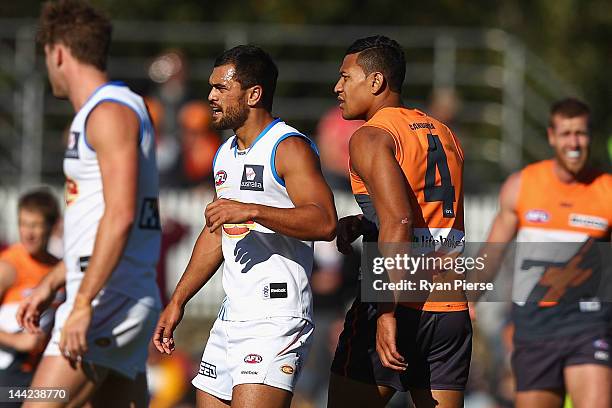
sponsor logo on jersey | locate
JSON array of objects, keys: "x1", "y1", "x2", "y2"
[
  {"x1": 65, "y1": 131, "x2": 80, "y2": 159},
  {"x1": 223, "y1": 220, "x2": 255, "y2": 238},
  {"x1": 594, "y1": 351, "x2": 609, "y2": 361},
  {"x1": 409, "y1": 122, "x2": 436, "y2": 131},
  {"x1": 65, "y1": 177, "x2": 79, "y2": 206},
  {"x1": 569, "y1": 213, "x2": 608, "y2": 231},
  {"x1": 199, "y1": 361, "x2": 217, "y2": 379},
  {"x1": 525, "y1": 209, "x2": 550, "y2": 223},
  {"x1": 215, "y1": 170, "x2": 227, "y2": 187},
  {"x1": 139, "y1": 198, "x2": 161, "y2": 230},
  {"x1": 240, "y1": 165, "x2": 264, "y2": 191},
  {"x1": 240, "y1": 370, "x2": 258, "y2": 375},
  {"x1": 78, "y1": 256, "x2": 91, "y2": 272},
  {"x1": 280, "y1": 365, "x2": 294, "y2": 375},
  {"x1": 594, "y1": 339, "x2": 609, "y2": 350},
  {"x1": 244, "y1": 354, "x2": 263, "y2": 364},
  {"x1": 263, "y1": 282, "x2": 288, "y2": 299}
]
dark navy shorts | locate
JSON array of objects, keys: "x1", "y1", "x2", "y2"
[
  {"x1": 331, "y1": 299, "x2": 472, "y2": 391},
  {"x1": 512, "y1": 327, "x2": 612, "y2": 392}
]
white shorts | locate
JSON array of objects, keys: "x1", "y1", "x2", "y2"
[
  {"x1": 192, "y1": 317, "x2": 314, "y2": 400},
  {"x1": 44, "y1": 290, "x2": 159, "y2": 380}
]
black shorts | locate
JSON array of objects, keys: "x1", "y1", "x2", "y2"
[
  {"x1": 331, "y1": 299, "x2": 472, "y2": 391},
  {"x1": 512, "y1": 327, "x2": 612, "y2": 392}
]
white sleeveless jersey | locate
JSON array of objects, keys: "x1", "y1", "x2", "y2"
[
  {"x1": 213, "y1": 119, "x2": 317, "y2": 322},
  {"x1": 63, "y1": 82, "x2": 161, "y2": 307}
]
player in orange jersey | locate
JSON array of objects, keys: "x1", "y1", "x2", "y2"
[
  {"x1": 328, "y1": 36, "x2": 470, "y2": 408},
  {"x1": 0, "y1": 189, "x2": 60, "y2": 387},
  {"x1": 482, "y1": 98, "x2": 611, "y2": 408}
]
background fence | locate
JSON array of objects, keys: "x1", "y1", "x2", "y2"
[
  {"x1": 0, "y1": 187, "x2": 498, "y2": 317},
  {"x1": 0, "y1": 21, "x2": 574, "y2": 192}
]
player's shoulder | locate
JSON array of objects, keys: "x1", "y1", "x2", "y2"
[
  {"x1": 86, "y1": 99, "x2": 140, "y2": 146},
  {"x1": 0, "y1": 243, "x2": 25, "y2": 261},
  {"x1": 349, "y1": 124, "x2": 395, "y2": 154},
  {"x1": 586, "y1": 167, "x2": 612, "y2": 191}
]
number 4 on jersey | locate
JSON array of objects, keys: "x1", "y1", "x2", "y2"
[{"x1": 424, "y1": 133, "x2": 455, "y2": 218}]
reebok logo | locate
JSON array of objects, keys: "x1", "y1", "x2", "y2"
[{"x1": 263, "y1": 282, "x2": 288, "y2": 299}]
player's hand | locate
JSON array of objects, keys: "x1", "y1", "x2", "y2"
[
  {"x1": 16, "y1": 282, "x2": 55, "y2": 333},
  {"x1": 205, "y1": 199, "x2": 256, "y2": 232},
  {"x1": 59, "y1": 296, "x2": 92, "y2": 364},
  {"x1": 336, "y1": 215, "x2": 363, "y2": 254},
  {"x1": 376, "y1": 308, "x2": 407, "y2": 372},
  {"x1": 153, "y1": 301, "x2": 184, "y2": 355}
]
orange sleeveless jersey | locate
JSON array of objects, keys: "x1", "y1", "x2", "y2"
[
  {"x1": 516, "y1": 160, "x2": 611, "y2": 239},
  {"x1": 350, "y1": 107, "x2": 466, "y2": 312},
  {"x1": 0, "y1": 243, "x2": 57, "y2": 304}
]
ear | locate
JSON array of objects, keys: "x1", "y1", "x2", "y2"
[
  {"x1": 50, "y1": 44, "x2": 64, "y2": 68},
  {"x1": 246, "y1": 85, "x2": 263, "y2": 107},
  {"x1": 370, "y1": 72, "x2": 385, "y2": 95},
  {"x1": 546, "y1": 126, "x2": 555, "y2": 147}
]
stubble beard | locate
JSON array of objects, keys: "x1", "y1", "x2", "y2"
[{"x1": 212, "y1": 101, "x2": 249, "y2": 131}]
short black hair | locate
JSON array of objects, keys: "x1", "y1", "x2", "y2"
[
  {"x1": 549, "y1": 97, "x2": 591, "y2": 128},
  {"x1": 345, "y1": 35, "x2": 406, "y2": 93},
  {"x1": 214, "y1": 45, "x2": 278, "y2": 112},
  {"x1": 18, "y1": 188, "x2": 60, "y2": 227}
]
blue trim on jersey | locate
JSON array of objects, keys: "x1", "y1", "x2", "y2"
[
  {"x1": 233, "y1": 118, "x2": 281, "y2": 157},
  {"x1": 81, "y1": 81, "x2": 125, "y2": 109},
  {"x1": 270, "y1": 132, "x2": 319, "y2": 187},
  {"x1": 82, "y1": 98, "x2": 145, "y2": 152},
  {"x1": 212, "y1": 137, "x2": 233, "y2": 170}
]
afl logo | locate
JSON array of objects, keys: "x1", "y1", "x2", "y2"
[
  {"x1": 244, "y1": 354, "x2": 263, "y2": 364},
  {"x1": 280, "y1": 365, "x2": 294, "y2": 375},
  {"x1": 525, "y1": 209, "x2": 550, "y2": 223},
  {"x1": 215, "y1": 170, "x2": 227, "y2": 187},
  {"x1": 223, "y1": 220, "x2": 255, "y2": 238}
]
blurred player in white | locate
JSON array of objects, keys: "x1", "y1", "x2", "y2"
[
  {"x1": 153, "y1": 45, "x2": 337, "y2": 408},
  {"x1": 17, "y1": 1, "x2": 161, "y2": 406}
]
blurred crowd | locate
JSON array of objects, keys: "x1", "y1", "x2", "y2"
[{"x1": 0, "y1": 49, "x2": 517, "y2": 408}]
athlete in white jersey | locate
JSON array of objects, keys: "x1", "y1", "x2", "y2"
[
  {"x1": 153, "y1": 45, "x2": 337, "y2": 408},
  {"x1": 16, "y1": 2, "x2": 160, "y2": 406}
]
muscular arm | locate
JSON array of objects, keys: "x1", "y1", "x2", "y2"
[
  {"x1": 350, "y1": 126, "x2": 414, "y2": 274},
  {"x1": 0, "y1": 330, "x2": 46, "y2": 353},
  {"x1": 169, "y1": 223, "x2": 223, "y2": 307},
  {"x1": 257, "y1": 137, "x2": 337, "y2": 241},
  {"x1": 350, "y1": 125, "x2": 413, "y2": 371},
  {"x1": 0, "y1": 261, "x2": 16, "y2": 301},
  {"x1": 475, "y1": 172, "x2": 521, "y2": 284},
  {"x1": 37, "y1": 260, "x2": 66, "y2": 293},
  {"x1": 154, "y1": 203, "x2": 223, "y2": 354},
  {"x1": 206, "y1": 137, "x2": 337, "y2": 241},
  {"x1": 74, "y1": 102, "x2": 140, "y2": 306}
]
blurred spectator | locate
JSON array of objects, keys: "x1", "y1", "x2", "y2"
[
  {"x1": 146, "y1": 343, "x2": 193, "y2": 408},
  {"x1": 316, "y1": 107, "x2": 363, "y2": 191},
  {"x1": 147, "y1": 50, "x2": 194, "y2": 188},
  {"x1": 146, "y1": 96, "x2": 181, "y2": 186},
  {"x1": 156, "y1": 218, "x2": 188, "y2": 306},
  {"x1": 177, "y1": 101, "x2": 221, "y2": 188},
  {"x1": 149, "y1": 50, "x2": 191, "y2": 139},
  {"x1": 428, "y1": 87, "x2": 461, "y2": 129},
  {"x1": 0, "y1": 189, "x2": 61, "y2": 388}
]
